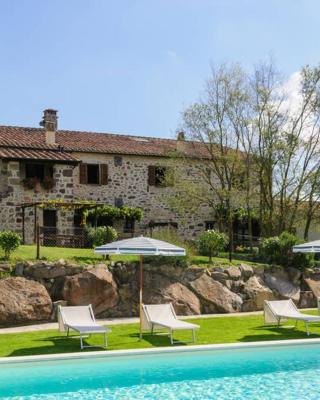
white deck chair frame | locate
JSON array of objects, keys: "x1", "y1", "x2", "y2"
[
  {"x1": 264, "y1": 299, "x2": 320, "y2": 336},
  {"x1": 142, "y1": 303, "x2": 199, "y2": 344},
  {"x1": 58, "y1": 305, "x2": 110, "y2": 349}
]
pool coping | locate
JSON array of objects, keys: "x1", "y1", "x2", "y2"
[{"x1": 1, "y1": 338, "x2": 320, "y2": 365}]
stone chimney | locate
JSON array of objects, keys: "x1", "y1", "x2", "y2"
[
  {"x1": 177, "y1": 131, "x2": 185, "y2": 141},
  {"x1": 40, "y1": 109, "x2": 58, "y2": 145},
  {"x1": 176, "y1": 131, "x2": 186, "y2": 152}
]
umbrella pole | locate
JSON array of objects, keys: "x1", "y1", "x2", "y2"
[{"x1": 139, "y1": 255, "x2": 143, "y2": 339}]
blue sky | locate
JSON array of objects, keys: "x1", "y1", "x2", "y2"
[{"x1": 0, "y1": 0, "x2": 319, "y2": 138}]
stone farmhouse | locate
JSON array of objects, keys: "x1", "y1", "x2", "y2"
[{"x1": 0, "y1": 109, "x2": 252, "y2": 245}]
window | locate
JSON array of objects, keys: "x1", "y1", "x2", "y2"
[
  {"x1": 114, "y1": 156, "x2": 123, "y2": 166},
  {"x1": 43, "y1": 209, "x2": 57, "y2": 227},
  {"x1": 87, "y1": 164, "x2": 100, "y2": 184},
  {"x1": 115, "y1": 197, "x2": 123, "y2": 208},
  {"x1": 148, "y1": 166, "x2": 173, "y2": 187},
  {"x1": 79, "y1": 163, "x2": 108, "y2": 185},
  {"x1": 124, "y1": 218, "x2": 135, "y2": 233},
  {"x1": 205, "y1": 221, "x2": 216, "y2": 230},
  {"x1": 25, "y1": 163, "x2": 53, "y2": 182}
]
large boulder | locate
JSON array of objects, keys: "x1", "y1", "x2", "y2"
[
  {"x1": 304, "y1": 278, "x2": 320, "y2": 298},
  {"x1": 56, "y1": 266, "x2": 119, "y2": 316},
  {"x1": 239, "y1": 264, "x2": 254, "y2": 279},
  {"x1": 189, "y1": 273, "x2": 242, "y2": 313},
  {"x1": 111, "y1": 262, "x2": 137, "y2": 285},
  {"x1": 150, "y1": 282, "x2": 201, "y2": 315},
  {"x1": 299, "y1": 291, "x2": 316, "y2": 308},
  {"x1": 264, "y1": 268, "x2": 300, "y2": 301},
  {"x1": 143, "y1": 273, "x2": 201, "y2": 315},
  {"x1": 242, "y1": 276, "x2": 275, "y2": 311},
  {"x1": 0, "y1": 277, "x2": 52, "y2": 325},
  {"x1": 225, "y1": 266, "x2": 241, "y2": 280},
  {"x1": 210, "y1": 271, "x2": 229, "y2": 285}
]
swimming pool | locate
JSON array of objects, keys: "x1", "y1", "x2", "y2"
[{"x1": 1, "y1": 340, "x2": 320, "y2": 399}]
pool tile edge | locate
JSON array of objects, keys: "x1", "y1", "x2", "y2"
[{"x1": 2, "y1": 338, "x2": 320, "y2": 365}]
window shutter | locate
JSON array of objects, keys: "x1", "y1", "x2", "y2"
[
  {"x1": 79, "y1": 163, "x2": 87, "y2": 184},
  {"x1": 100, "y1": 164, "x2": 108, "y2": 185},
  {"x1": 148, "y1": 166, "x2": 156, "y2": 186}
]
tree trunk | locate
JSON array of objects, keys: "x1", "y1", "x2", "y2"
[{"x1": 304, "y1": 214, "x2": 312, "y2": 240}]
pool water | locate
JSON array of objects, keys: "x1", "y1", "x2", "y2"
[{"x1": 1, "y1": 343, "x2": 320, "y2": 399}]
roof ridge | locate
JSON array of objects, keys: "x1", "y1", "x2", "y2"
[
  {"x1": 58, "y1": 129, "x2": 185, "y2": 143},
  {"x1": 0, "y1": 124, "x2": 183, "y2": 142}
]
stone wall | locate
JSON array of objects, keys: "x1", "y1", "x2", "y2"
[
  {"x1": 0, "y1": 260, "x2": 319, "y2": 326},
  {"x1": 73, "y1": 153, "x2": 213, "y2": 239}
]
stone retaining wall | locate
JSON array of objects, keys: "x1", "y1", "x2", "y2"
[{"x1": 0, "y1": 260, "x2": 319, "y2": 326}]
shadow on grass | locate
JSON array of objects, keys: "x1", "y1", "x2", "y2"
[
  {"x1": 8, "y1": 332, "x2": 187, "y2": 357},
  {"x1": 128, "y1": 332, "x2": 187, "y2": 347},
  {"x1": 8, "y1": 336, "x2": 85, "y2": 357},
  {"x1": 7, "y1": 323, "x2": 320, "y2": 358},
  {"x1": 239, "y1": 324, "x2": 320, "y2": 342}
]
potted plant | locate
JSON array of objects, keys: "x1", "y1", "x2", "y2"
[
  {"x1": 41, "y1": 176, "x2": 55, "y2": 190},
  {"x1": 22, "y1": 177, "x2": 39, "y2": 190}
]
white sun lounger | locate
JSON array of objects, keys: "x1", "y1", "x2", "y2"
[
  {"x1": 58, "y1": 305, "x2": 111, "y2": 349},
  {"x1": 264, "y1": 299, "x2": 320, "y2": 336},
  {"x1": 142, "y1": 303, "x2": 199, "y2": 344}
]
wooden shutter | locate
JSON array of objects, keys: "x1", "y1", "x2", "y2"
[
  {"x1": 148, "y1": 166, "x2": 156, "y2": 186},
  {"x1": 100, "y1": 164, "x2": 108, "y2": 185},
  {"x1": 79, "y1": 163, "x2": 87, "y2": 184}
]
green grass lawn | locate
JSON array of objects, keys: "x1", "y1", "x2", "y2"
[
  {"x1": 1, "y1": 245, "x2": 266, "y2": 268},
  {"x1": 1, "y1": 313, "x2": 319, "y2": 358}
]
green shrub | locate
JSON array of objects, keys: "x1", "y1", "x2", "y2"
[
  {"x1": 260, "y1": 231, "x2": 313, "y2": 269},
  {"x1": 145, "y1": 228, "x2": 193, "y2": 267},
  {"x1": 198, "y1": 230, "x2": 229, "y2": 262},
  {"x1": 86, "y1": 226, "x2": 118, "y2": 247},
  {"x1": 0, "y1": 231, "x2": 21, "y2": 259}
]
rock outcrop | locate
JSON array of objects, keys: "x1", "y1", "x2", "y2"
[
  {"x1": 0, "y1": 259, "x2": 317, "y2": 326},
  {"x1": 190, "y1": 273, "x2": 243, "y2": 313},
  {"x1": 54, "y1": 266, "x2": 119, "y2": 315},
  {"x1": 264, "y1": 268, "x2": 300, "y2": 301},
  {"x1": 242, "y1": 276, "x2": 275, "y2": 311},
  {"x1": 0, "y1": 277, "x2": 52, "y2": 325}
]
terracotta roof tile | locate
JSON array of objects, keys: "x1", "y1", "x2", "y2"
[
  {"x1": 0, "y1": 146, "x2": 79, "y2": 163},
  {"x1": 0, "y1": 125, "x2": 210, "y2": 158}
]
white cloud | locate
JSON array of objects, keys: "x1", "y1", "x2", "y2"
[{"x1": 278, "y1": 71, "x2": 303, "y2": 116}]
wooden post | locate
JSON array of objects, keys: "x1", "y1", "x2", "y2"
[
  {"x1": 94, "y1": 205, "x2": 98, "y2": 230},
  {"x1": 33, "y1": 205, "x2": 37, "y2": 243},
  {"x1": 36, "y1": 223, "x2": 40, "y2": 259},
  {"x1": 139, "y1": 255, "x2": 144, "y2": 339},
  {"x1": 22, "y1": 207, "x2": 25, "y2": 244}
]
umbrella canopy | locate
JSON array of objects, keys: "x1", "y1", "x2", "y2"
[
  {"x1": 94, "y1": 236, "x2": 186, "y2": 338},
  {"x1": 292, "y1": 240, "x2": 320, "y2": 253},
  {"x1": 94, "y1": 236, "x2": 186, "y2": 256}
]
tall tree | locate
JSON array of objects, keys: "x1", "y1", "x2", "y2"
[{"x1": 169, "y1": 61, "x2": 320, "y2": 243}]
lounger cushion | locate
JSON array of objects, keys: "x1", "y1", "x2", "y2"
[{"x1": 67, "y1": 324, "x2": 110, "y2": 334}]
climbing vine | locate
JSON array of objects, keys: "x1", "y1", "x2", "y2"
[
  {"x1": 83, "y1": 205, "x2": 144, "y2": 225},
  {"x1": 37, "y1": 199, "x2": 96, "y2": 211},
  {"x1": 35, "y1": 200, "x2": 143, "y2": 225}
]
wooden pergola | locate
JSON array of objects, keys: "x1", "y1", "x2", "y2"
[{"x1": 19, "y1": 200, "x2": 103, "y2": 246}]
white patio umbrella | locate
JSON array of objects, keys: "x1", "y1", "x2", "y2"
[
  {"x1": 94, "y1": 236, "x2": 186, "y2": 338},
  {"x1": 292, "y1": 240, "x2": 320, "y2": 253}
]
